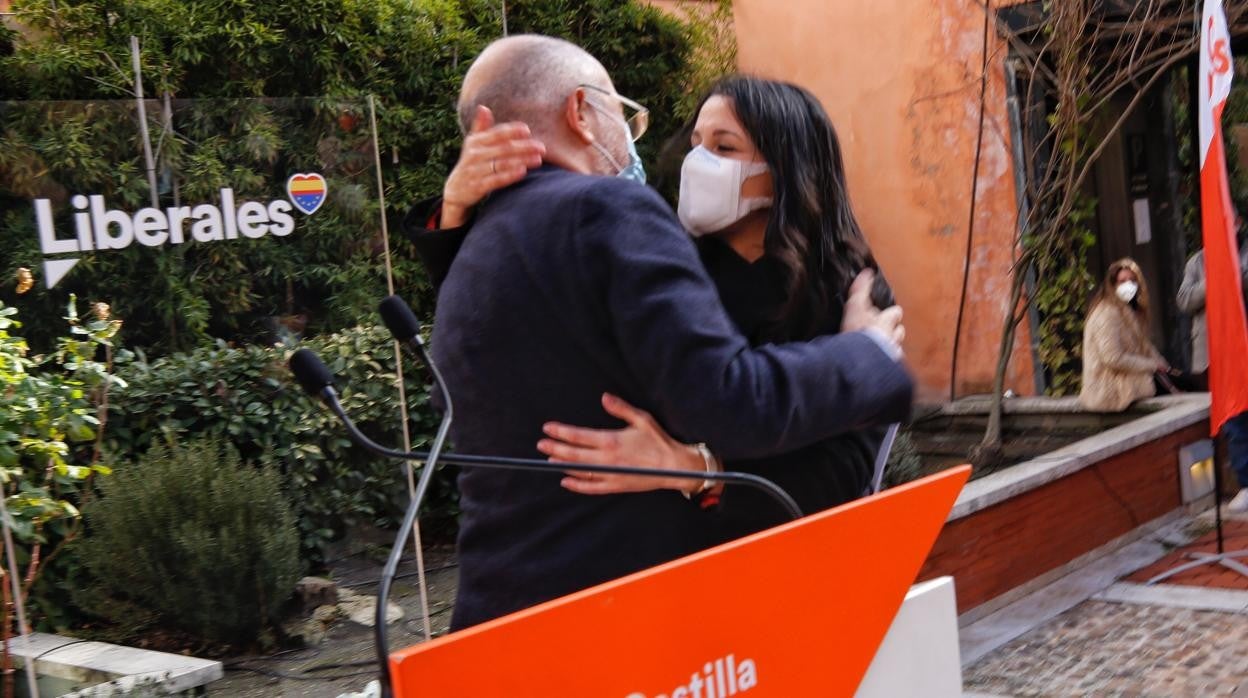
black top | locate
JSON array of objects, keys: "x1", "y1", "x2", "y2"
[
  {"x1": 695, "y1": 237, "x2": 887, "y2": 540},
  {"x1": 408, "y1": 167, "x2": 912, "y2": 629}
]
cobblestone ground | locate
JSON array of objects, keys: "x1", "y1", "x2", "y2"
[
  {"x1": 964, "y1": 600, "x2": 1248, "y2": 697},
  {"x1": 206, "y1": 545, "x2": 459, "y2": 697}
]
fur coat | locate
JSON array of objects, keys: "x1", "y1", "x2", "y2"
[{"x1": 1079, "y1": 300, "x2": 1160, "y2": 412}]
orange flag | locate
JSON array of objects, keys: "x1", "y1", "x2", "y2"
[{"x1": 1199, "y1": 0, "x2": 1248, "y2": 436}]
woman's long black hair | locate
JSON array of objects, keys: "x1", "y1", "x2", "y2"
[{"x1": 665, "y1": 75, "x2": 881, "y2": 342}]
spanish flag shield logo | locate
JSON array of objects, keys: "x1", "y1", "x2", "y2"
[{"x1": 287, "y1": 173, "x2": 328, "y2": 215}]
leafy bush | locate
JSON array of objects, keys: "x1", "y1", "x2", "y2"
[
  {"x1": 105, "y1": 324, "x2": 453, "y2": 557},
  {"x1": 0, "y1": 298, "x2": 122, "y2": 633},
  {"x1": 0, "y1": 298, "x2": 120, "y2": 542},
  {"x1": 77, "y1": 438, "x2": 301, "y2": 647}
]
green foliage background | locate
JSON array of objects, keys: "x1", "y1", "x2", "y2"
[
  {"x1": 106, "y1": 324, "x2": 454, "y2": 556},
  {"x1": 0, "y1": 0, "x2": 736, "y2": 640},
  {"x1": 0, "y1": 0, "x2": 721, "y2": 540},
  {"x1": 0, "y1": 0, "x2": 707, "y2": 353}
]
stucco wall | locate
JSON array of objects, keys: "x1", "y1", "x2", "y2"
[{"x1": 732, "y1": 0, "x2": 1036, "y2": 401}]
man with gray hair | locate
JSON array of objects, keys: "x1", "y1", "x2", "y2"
[{"x1": 428, "y1": 35, "x2": 913, "y2": 629}]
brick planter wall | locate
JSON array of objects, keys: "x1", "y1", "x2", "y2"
[{"x1": 914, "y1": 397, "x2": 1211, "y2": 616}]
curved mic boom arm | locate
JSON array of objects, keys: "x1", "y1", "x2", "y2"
[
  {"x1": 320, "y1": 389, "x2": 803, "y2": 520},
  {"x1": 371, "y1": 333, "x2": 452, "y2": 697}
]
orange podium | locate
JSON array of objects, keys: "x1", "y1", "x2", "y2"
[{"x1": 390, "y1": 466, "x2": 970, "y2": 697}]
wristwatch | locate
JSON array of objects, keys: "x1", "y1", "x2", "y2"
[{"x1": 683, "y1": 442, "x2": 720, "y2": 499}]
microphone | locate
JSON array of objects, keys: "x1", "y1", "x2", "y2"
[
  {"x1": 289, "y1": 344, "x2": 416, "y2": 698},
  {"x1": 378, "y1": 295, "x2": 455, "y2": 488},
  {"x1": 378, "y1": 294, "x2": 423, "y2": 345},
  {"x1": 376, "y1": 295, "x2": 451, "y2": 693},
  {"x1": 291, "y1": 344, "x2": 448, "y2": 698},
  {"x1": 289, "y1": 347, "x2": 335, "y2": 396}
]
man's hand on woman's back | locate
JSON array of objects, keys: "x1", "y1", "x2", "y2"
[{"x1": 841, "y1": 270, "x2": 905, "y2": 357}]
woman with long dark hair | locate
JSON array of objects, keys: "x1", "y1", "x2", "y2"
[
  {"x1": 410, "y1": 75, "x2": 901, "y2": 538},
  {"x1": 672, "y1": 76, "x2": 882, "y2": 344},
  {"x1": 1079, "y1": 258, "x2": 1168, "y2": 412}
]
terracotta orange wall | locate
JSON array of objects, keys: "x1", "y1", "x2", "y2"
[{"x1": 733, "y1": 0, "x2": 1035, "y2": 401}]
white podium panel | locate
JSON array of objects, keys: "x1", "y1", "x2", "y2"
[{"x1": 856, "y1": 576, "x2": 962, "y2": 698}]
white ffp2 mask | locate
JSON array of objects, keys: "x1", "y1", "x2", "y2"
[
  {"x1": 677, "y1": 146, "x2": 773, "y2": 236},
  {"x1": 1115, "y1": 281, "x2": 1139, "y2": 303}
]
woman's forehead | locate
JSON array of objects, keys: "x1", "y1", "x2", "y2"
[{"x1": 695, "y1": 95, "x2": 744, "y2": 133}]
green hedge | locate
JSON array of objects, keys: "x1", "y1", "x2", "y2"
[
  {"x1": 0, "y1": 0, "x2": 701, "y2": 354},
  {"x1": 77, "y1": 438, "x2": 302, "y2": 647},
  {"x1": 106, "y1": 324, "x2": 454, "y2": 558}
]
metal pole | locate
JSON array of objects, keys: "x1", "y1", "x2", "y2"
[
  {"x1": 1003, "y1": 55, "x2": 1047, "y2": 395},
  {"x1": 0, "y1": 495, "x2": 39, "y2": 698},
  {"x1": 1189, "y1": 55, "x2": 1225, "y2": 556},
  {"x1": 367, "y1": 95, "x2": 434, "y2": 643},
  {"x1": 130, "y1": 36, "x2": 159, "y2": 208},
  {"x1": 1215, "y1": 427, "x2": 1226, "y2": 554},
  {"x1": 161, "y1": 91, "x2": 180, "y2": 208}
]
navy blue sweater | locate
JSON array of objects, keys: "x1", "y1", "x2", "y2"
[
  {"x1": 429, "y1": 167, "x2": 913, "y2": 628},
  {"x1": 411, "y1": 221, "x2": 887, "y2": 535}
]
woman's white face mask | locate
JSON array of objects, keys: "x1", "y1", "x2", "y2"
[
  {"x1": 1115, "y1": 280, "x2": 1139, "y2": 303},
  {"x1": 677, "y1": 146, "x2": 773, "y2": 236}
]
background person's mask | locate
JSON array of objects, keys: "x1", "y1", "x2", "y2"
[
  {"x1": 1115, "y1": 280, "x2": 1139, "y2": 303},
  {"x1": 678, "y1": 146, "x2": 772, "y2": 236}
]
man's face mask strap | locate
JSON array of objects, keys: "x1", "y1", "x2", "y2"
[{"x1": 585, "y1": 96, "x2": 646, "y2": 183}]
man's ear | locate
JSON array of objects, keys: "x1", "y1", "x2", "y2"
[{"x1": 564, "y1": 88, "x2": 596, "y2": 146}]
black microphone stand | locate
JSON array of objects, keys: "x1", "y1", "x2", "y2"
[{"x1": 369, "y1": 331, "x2": 451, "y2": 698}]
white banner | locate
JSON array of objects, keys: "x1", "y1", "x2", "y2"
[{"x1": 1199, "y1": 0, "x2": 1234, "y2": 167}]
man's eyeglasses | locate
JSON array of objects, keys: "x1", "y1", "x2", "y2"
[{"x1": 579, "y1": 83, "x2": 650, "y2": 142}]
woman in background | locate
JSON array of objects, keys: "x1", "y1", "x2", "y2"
[{"x1": 1079, "y1": 258, "x2": 1168, "y2": 412}]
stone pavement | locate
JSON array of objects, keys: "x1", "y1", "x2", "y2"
[
  {"x1": 206, "y1": 545, "x2": 459, "y2": 698},
  {"x1": 965, "y1": 511, "x2": 1248, "y2": 697},
  {"x1": 1128, "y1": 519, "x2": 1248, "y2": 589},
  {"x1": 963, "y1": 600, "x2": 1248, "y2": 697}
]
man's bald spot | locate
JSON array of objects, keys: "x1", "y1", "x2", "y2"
[{"x1": 457, "y1": 35, "x2": 611, "y2": 137}]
